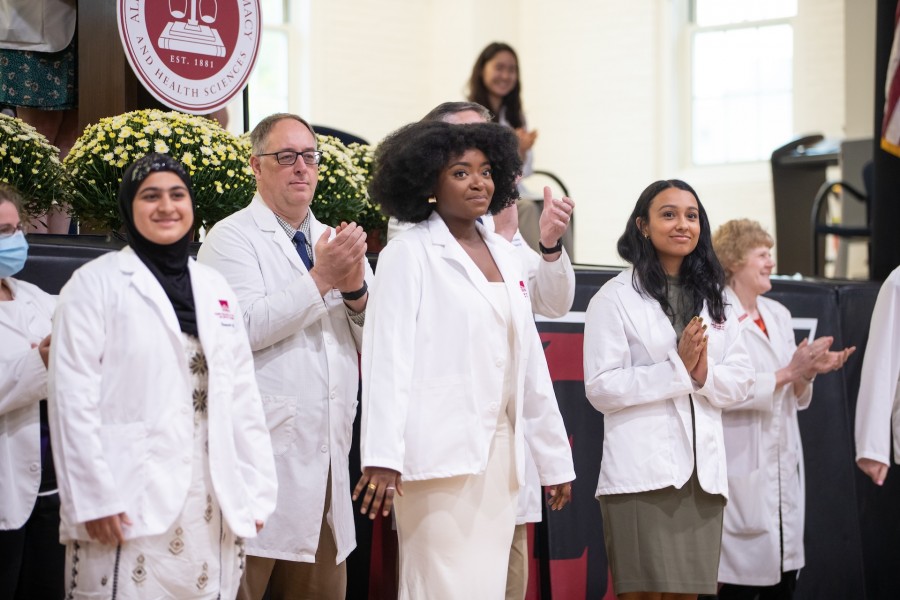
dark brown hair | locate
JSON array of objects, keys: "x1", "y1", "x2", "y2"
[{"x1": 466, "y1": 43, "x2": 524, "y2": 129}]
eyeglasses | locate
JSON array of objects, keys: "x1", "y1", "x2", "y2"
[
  {"x1": 0, "y1": 223, "x2": 24, "y2": 239},
  {"x1": 258, "y1": 150, "x2": 323, "y2": 166}
]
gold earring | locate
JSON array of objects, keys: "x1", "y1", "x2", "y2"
[
  {"x1": 427, "y1": 195, "x2": 437, "y2": 204},
  {"x1": 643, "y1": 233, "x2": 650, "y2": 239}
]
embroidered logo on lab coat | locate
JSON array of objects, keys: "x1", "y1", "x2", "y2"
[
  {"x1": 215, "y1": 299, "x2": 235, "y2": 327},
  {"x1": 519, "y1": 280, "x2": 529, "y2": 299}
]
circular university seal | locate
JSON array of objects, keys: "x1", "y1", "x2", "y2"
[{"x1": 117, "y1": 0, "x2": 261, "y2": 114}]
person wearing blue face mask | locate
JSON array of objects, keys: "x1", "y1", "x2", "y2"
[{"x1": 0, "y1": 182, "x2": 61, "y2": 600}]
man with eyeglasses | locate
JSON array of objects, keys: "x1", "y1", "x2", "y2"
[{"x1": 198, "y1": 113, "x2": 371, "y2": 600}]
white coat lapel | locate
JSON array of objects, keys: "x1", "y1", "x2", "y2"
[
  {"x1": 119, "y1": 247, "x2": 182, "y2": 344},
  {"x1": 427, "y1": 213, "x2": 505, "y2": 321},
  {"x1": 0, "y1": 279, "x2": 40, "y2": 339},
  {"x1": 308, "y1": 211, "x2": 334, "y2": 266},
  {"x1": 249, "y1": 194, "x2": 308, "y2": 274},
  {"x1": 726, "y1": 287, "x2": 780, "y2": 361},
  {"x1": 189, "y1": 261, "x2": 218, "y2": 353},
  {"x1": 756, "y1": 298, "x2": 790, "y2": 363},
  {"x1": 483, "y1": 229, "x2": 530, "y2": 332},
  {"x1": 615, "y1": 270, "x2": 677, "y2": 364}
]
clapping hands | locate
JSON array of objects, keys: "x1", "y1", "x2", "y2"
[{"x1": 678, "y1": 316, "x2": 708, "y2": 386}]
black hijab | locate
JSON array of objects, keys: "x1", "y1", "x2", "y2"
[{"x1": 118, "y1": 153, "x2": 198, "y2": 337}]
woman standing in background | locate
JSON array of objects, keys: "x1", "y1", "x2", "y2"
[
  {"x1": 0, "y1": 0, "x2": 78, "y2": 233},
  {"x1": 467, "y1": 42, "x2": 537, "y2": 170},
  {"x1": 466, "y1": 42, "x2": 570, "y2": 259}
]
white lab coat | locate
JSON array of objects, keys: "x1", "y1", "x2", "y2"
[
  {"x1": 856, "y1": 265, "x2": 900, "y2": 466},
  {"x1": 388, "y1": 213, "x2": 575, "y2": 319},
  {"x1": 48, "y1": 247, "x2": 277, "y2": 542},
  {"x1": 198, "y1": 194, "x2": 373, "y2": 563},
  {"x1": 360, "y1": 212, "x2": 575, "y2": 488},
  {"x1": 718, "y1": 289, "x2": 809, "y2": 586},
  {"x1": 0, "y1": 277, "x2": 54, "y2": 530},
  {"x1": 583, "y1": 269, "x2": 754, "y2": 498},
  {"x1": 496, "y1": 216, "x2": 575, "y2": 523}
]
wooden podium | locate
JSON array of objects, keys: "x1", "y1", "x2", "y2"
[{"x1": 76, "y1": 0, "x2": 165, "y2": 131}]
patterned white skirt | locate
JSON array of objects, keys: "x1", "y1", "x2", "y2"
[{"x1": 63, "y1": 335, "x2": 245, "y2": 600}]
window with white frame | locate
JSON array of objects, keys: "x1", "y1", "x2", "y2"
[
  {"x1": 691, "y1": 0, "x2": 797, "y2": 165},
  {"x1": 247, "y1": 0, "x2": 292, "y2": 128}
]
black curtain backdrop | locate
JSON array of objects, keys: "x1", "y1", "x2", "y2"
[
  {"x1": 766, "y1": 281, "x2": 867, "y2": 600},
  {"x1": 837, "y1": 282, "x2": 900, "y2": 600}
]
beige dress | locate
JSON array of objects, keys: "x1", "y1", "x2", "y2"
[
  {"x1": 393, "y1": 282, "x2": 519, "y2": 600},
  {"x1": 63, "y1": 334, "x2": 245, "y2": 600}
]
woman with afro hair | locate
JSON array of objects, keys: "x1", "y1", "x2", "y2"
[{"x1": 353, "y1": 121, "x2": 575, "y2": 598}]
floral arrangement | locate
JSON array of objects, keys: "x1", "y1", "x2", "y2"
[
  {"x1": 64, "y1": 109, "x2": 255, "y2": 233},
  {"x1": 311, "y1": 134, "x2": 369, "y2": 227},
  {"x1": 0, "y1": 113, "x2": 68, "y2": 219},
  {"x1": 309, "y1": 135, "x2": 386, "y2": 247},
  {"x1": 347, "y1": 141, "x2": 388, "y2": 239}
]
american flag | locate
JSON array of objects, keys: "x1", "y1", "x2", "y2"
[{"x1": 883, "y1": 2, "x2": 900, "y2": 157}]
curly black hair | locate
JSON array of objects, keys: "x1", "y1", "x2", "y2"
[
  {"x1": 369, "y1": 121, "x2": 521, "y2": 223},
  {"x1": 618, "y1": 179, "x2": 728, "y2": 324}
]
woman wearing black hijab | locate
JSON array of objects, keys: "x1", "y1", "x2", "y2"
[{"x1": 48, "y1": 154, "x2": 278, "y2": 599}]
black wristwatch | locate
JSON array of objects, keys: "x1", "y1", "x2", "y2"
[
  {"x1": 340, "y1": 281, "x2": 368, "y2": 301},
  {"x1": 538, "y1": 238, "x2": 563, "y2": 254}
]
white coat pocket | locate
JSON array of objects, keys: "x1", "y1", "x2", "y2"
[
  {"x1": 408, "y1": 376, "x2": 477, "y2": 471},
  {"x1": 260, "y1": 395, "x2": 298, "y2": 455},
  {"x1": 723, "y1": 468, "x2": 770, "y2": 535},
  {"x1": 99, "y1": 422, "x2": 147, "y2": 518}
]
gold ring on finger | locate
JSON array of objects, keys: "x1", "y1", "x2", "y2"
[{"x1": 367, "y1": 483, "x2": 377, "y2": 491}]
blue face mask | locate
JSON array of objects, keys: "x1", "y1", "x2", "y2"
[{"x1": 0, "y1": 231, "x2": 28, "y2": 278}]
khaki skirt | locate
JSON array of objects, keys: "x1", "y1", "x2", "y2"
[{"x1": 598, "y1": 470, "x2": 725, "y2": 595}]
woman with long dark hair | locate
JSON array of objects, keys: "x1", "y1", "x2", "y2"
[
  {"x1": 583, "y1": 179, "x2": 754, "y2": 600},
  {"x1": 467, "y1": 42, "x2": 536, "y2": 168}
]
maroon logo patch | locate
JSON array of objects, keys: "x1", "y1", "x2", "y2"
[{"x1": 117, "y1": 0, "x2": 261, "y2": 114}]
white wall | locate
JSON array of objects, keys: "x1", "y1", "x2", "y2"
[
  {"x1": 845, "y1": 0, "x2": 876, "y2": 139},
  {"x1": 265, "y1": 0, "x2": 865, "y2": 266}
]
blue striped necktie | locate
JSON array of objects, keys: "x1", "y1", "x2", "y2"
[{"x1": 293, "y1": 231, "x2": 313, "y2": 270}]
